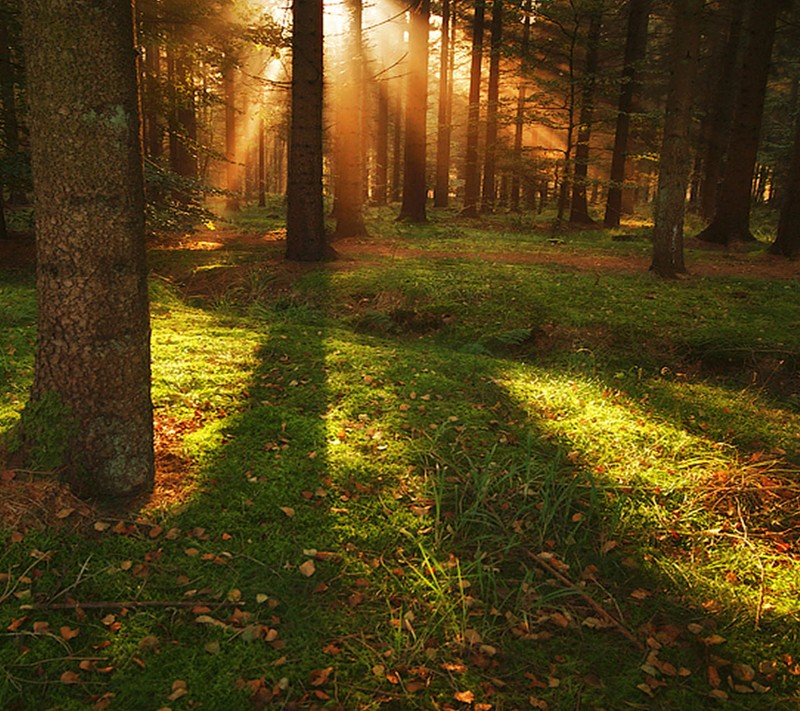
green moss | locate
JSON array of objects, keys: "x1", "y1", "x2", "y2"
[{"x1": 13, "y1": 390, "x2": 76, "y2": 470}]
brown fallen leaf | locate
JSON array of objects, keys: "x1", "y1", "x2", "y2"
[
  {"x1": 454, "y1": 690, "x2": 475, "y2": 703},
  {"x1": 298, "y1": 559, "x2": 316, "y2": 577},
  {"x1": 32, "y1": 621, "x2": 50, "y2": 634},
  {"x1": 60, "y1": 626, "x2": 80, "y2": 640},
  {"x1": 167, "y1": 679, "x2": 188, "y2": 701},
  {"x1": 60, "y1": 670, "x2": 80, "y2": 684},
  {"x1": 279, "y1": 507, "x2": 295, "y2": 518},
  {"x1": 55, "y1": 508, "x2": 76, "y2": 520},
  {"x1": 309, "y1": 667, "x2": 333, "y2": 686}
]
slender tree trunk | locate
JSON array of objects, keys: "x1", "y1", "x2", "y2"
[
  {"x1": 769, "y1": 110, "x2": 800, "y2": 259},
  {"x1": 0, "y1": 11, "x2": 26, "y2": 206},
  {"x1": 286, "y1": 0, "x2": 328, "y2": 260},
  {"x1": 696, "y1": 0, "x2": 781, "y2": 245},
  {"x1": 21, "y1": 0, "x2": 154, "y2": 498},
  {"x1": 334, "y1": 0, "x2": 368, "y2": 237},
  {"x1": 143, "y1": 40, "x2": 162, "y2": 160},
  {"x1": 603, "y1": 0, "x2": 650, "y2": 228},
  {"x1": 258, "y1": 115, "x2": 266, "y2": 207},
  {"x1": 569, "y1": 1, "x2": 603, "y2": 225},
  {"x1": 398, "y1": 0, "x2": 430, "y2": 223},
  {"x1": 374, "y1": 80, "x2": 389, "y2": 206},
  {"x1": 433, "y1": 0, "x2": 452, "y2": 207},
  {"x1": 391, "y1": 91, "x2": 403, "y2": 203},
  {"x1": 481, "y1": 0, "x2": 503, "y2": 213},
  {"x1": 510, "y1": 0, "x2": 532, "y2": 212},
  {"x1": 462, "y1": 0, "x2": 485, "y2": 217},
  {"x1": 556, "y1": 11, "x2": 579, "y2": 226},
  {"x1": 0, "y1": 190, "x2": 7, "y2": 240},
  {"x1": 699, "y1": 0, "x2": 746, "y2": 221},
  {"x1": 223, "y1": 57, "x2": 240, "y2": 212},
  {"x1": 651, "y1": 0, "x2": 702, "y2": 277}
]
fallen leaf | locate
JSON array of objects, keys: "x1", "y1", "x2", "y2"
[
  {"x1": 33, "y1": 621, "x2": 50, "y2": 634},
  {"x1": 454, "y1": 690, "x2": 475, "y2": 703},
  {"x1": 463, "y1": 628, "x2": 482, "y2": 645},
  {"x1": 298, "y1": 559, "x2": 316, "y2": 577},
  {"x1": 55, "y1": 508, "x2": 76, "y2": 520},
  {"x1": 60, "y1": 626, "x2": 80, "y2": 640},
  {"x1": 309, "y1": 667, "x2": 333, "y2": 686},
  {"x1": 279, "y1": 507, "x2": 295, "y2": 518},
  {"x1": 148, "y1": 525, "x2": 163, "y2": 539},
  {"x1": 60, "y1": 671, "x2": 80, "y2": 684},
  {"x1": 204, "y1": 641, "x2": 221, "y2": 654},
  {"x1": 167, "y1": 679, "x2": 188, "y2": 701},
  {"x1": 701, "y1": 634, "x2": 726, "y2": 646}
]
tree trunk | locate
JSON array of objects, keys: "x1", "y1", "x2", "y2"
[
  {"x1": 334, "y1": 0, "x2": 368, "y2": 237},
  {"x1": 481, "y1": 0, "x2": 503, "y2": 213},
  {"x1": 603, "y1": 0, "x2": 650, "y2": 228},
  {"x1": 433, "y1": 0, "x2": 451, "y2": 208},
  {"x1": 555, "y1": 10, "x2": 580, "y2": 226},
  {"x1": 21, "y1": 0, "x2": 154, "y2": 498},
  {"x1": 0, "y1": 10, "x2": 26, "y2": 206},
  {"x1": 374, "y1": 80, "x2": 389, "y2": 206},
  {"x1": 391, "y1": 91, "x2": 403, "y2": 203},
  {"x1": 769, "y1": 110, "x2": 800, "y2": 259},
  {"x1": 258, "y1": 115, "x2": 266, "y2": 207},
  {"x1": 0, "y1": 190, "x2": 7, "y2": 240},
  {"x1": 143, "y1": 39, "x2": 162, "y2": 160},
  {"x1": 398, "y1": 0, "x2": 430, "y2": 223},
  {"x1": 569, "y1": 1, "x2": 603, "y2": 226},
  {"x1": 696, "y1": 0, "x2": 781, "y2": 245},
  {"x1": 286, "y1": 0, "x2": 328, "y2": 260},
  {"x1": 461, "y1": 0, "x2": 485, "y2": 217},
  {"x1": 651, "y1": 0, "x2": 702, "y2": 277},
  {"x1": 223, "y1": 57, "x2": 240, "y2": 212},
  {"x1": 699, "y1": 0, "x2": 746, "y2": 221},
  {"x1": 510, "y1": 0, "x2": 532, "y2": 212}
]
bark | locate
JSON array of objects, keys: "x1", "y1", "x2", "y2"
[
  {"x1": 769, "y1": 111, "x2": 800, "y2": 259},
  {"x1": 398, "y1": 0, "x2": 430, "y2": 223},
  {"x1": 334, "y1": 0, "x2": 367, "y2": 238},
  {"x1": 699, "y1": 0, "x2": 746, "y2": 221},
  {"x1": 651, "y1": 0, "x2": 702, "y2": 278},
  {"x1": 433, "y1": 0, "x2": 452, "y2": 207},
  {"x1": 21, "y1": 0, "x2": 154, "y2": 498},
  {"x1": 286, "y1": 0, "x2": 327, "y2": 260},
  {"x1": 391, "y1": 90, "x2": 402, "y2": 203},
  {"x1": 143, "y1": 39, "x2": 162, "y2": 160},
  {"x1": 481, "y1": 0, "x2": 503, "y2": 213},
  {"x1": 696, "y1": 0, "x2": 781, "y2": 245},
  {"x1": 555, "y1": 9, "x2": 580, "y2": 225},
  {"x1": 0, "y1": 190, "x2": 7, "y2": 240},
  {"x1": 569, "y1": 1, "x2": 603, "y2": 225},
  {"x1": 603, "y1": 0, "x2": 650, "y2": 228},
  {"x1": 461, "y1": 0, "x2": 485, "y2": 217},
  {"x1": 510, "y1": 0, "x2": 532, "y2": 212}
]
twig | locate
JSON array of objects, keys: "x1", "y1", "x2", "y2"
[
  {"x1": 24, "y1": 599, "x2": 247, "y2": 611},
  {"x1": 525, "y1": 550, "x2": 644, "y2": 651}
]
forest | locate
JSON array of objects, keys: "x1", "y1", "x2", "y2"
[{"x1": 1, "y1": 0, "x2": 799, "y2": 708}]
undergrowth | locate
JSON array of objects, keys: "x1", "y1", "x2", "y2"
[{"x1": 0, "y1": 205, "x2": 799, "y2": 709}]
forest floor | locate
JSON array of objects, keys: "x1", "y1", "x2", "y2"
[{"x1": 1, "y1": 205, "x2": 799, "y2": 710}]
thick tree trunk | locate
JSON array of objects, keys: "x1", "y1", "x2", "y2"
[
  {"x1": 651, "y1": 0, "x2": 702, "y2": 277},
  {"x1": 433, "y1": 0, "x2": 451, "y2": 208},
  {"x1": 696, "y1": 0, "x2": 780, "y2": 245},
  {"x1": 286, "y1": 0, "x2": 327, "y2": 260},
  {"x1": 461, "y1": 0, "x2": 485, "y2": 217},
  {"x1": 510, "y1": 0, "x2": 532, "y2": 212},
  {"x1": 398, "y1": 0, "x2": 430, "y2": 223},
  {"x1": 699, "y1": 0, "x2": 746, "y2": 221},
  {"x1": 21, "y1": 0, "x2": 154, "y2": 498},
  {"x1": 334, "y1": 0, "x2": 367, "y2": 237},
  {"x1": 481, "y1": 0, "x2": 503, "y2": 213},
  {"x1": 569, "y1": 2, "x2": 603, "y2": 226},
  {"x1": 769, "y1": 111, "x2": 800, "y2": 259},
  {"x1": 603, "y1": 0, "x2": 650, "y2": 228}
]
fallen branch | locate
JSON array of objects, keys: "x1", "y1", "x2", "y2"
[
  {"x1": 23, "y1": 599, "x2": 247, "y2": 611},
  {"x1": 525, "y1": 550, "x2": 644, "y2": 651}
]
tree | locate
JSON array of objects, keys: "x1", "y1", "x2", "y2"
[
  {"x1": 223, "y1": 54, "x2": 241, "y2": 212},
  {"x1": 462, "y1": 0, "x2": 486, "y2": 217},
  {"x1": 433, "y1": 0, "x2": 452, "y2": 208},
  {"x1": 651, "y1": 0, "x2": 702, "y2": 277},
  {"x1": 769, "y1": 109, "x2": 800, "y2": 258},
  {"x1": 333, "y1": 0, "x2": 368, "y2": 238},
  {"x1": 481, "y1": 0, "x2": 504, "y2": 213},
  {"x1": 696, "y1": 0, "x2": 782, "y2": 245},
  {"x1": 286, "y1": 0, "x2": 327, "y2": 261},
  {"x1": 603, "y1": 0, "x2": 650, "y2": 228},
  {"x1": 510, "y1": 0, "x2": 532, "y2": 212},
  {"x1": 398, "y1": 0, "x2": 430, "y2": 223},
  {"x1": 20, "y1": 0, "x2": 154, "y2": 498},
  {"x1": 568, "y1": 0, "x2": 603, "y2": 225}
]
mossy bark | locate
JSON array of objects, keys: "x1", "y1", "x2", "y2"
[{"x1": 21, "y1": 0, "x2": 154, "y2": 498}]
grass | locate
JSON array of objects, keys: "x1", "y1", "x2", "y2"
[{"x1": 1, "y1": 202, "x2": 799, "y2": 709}]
